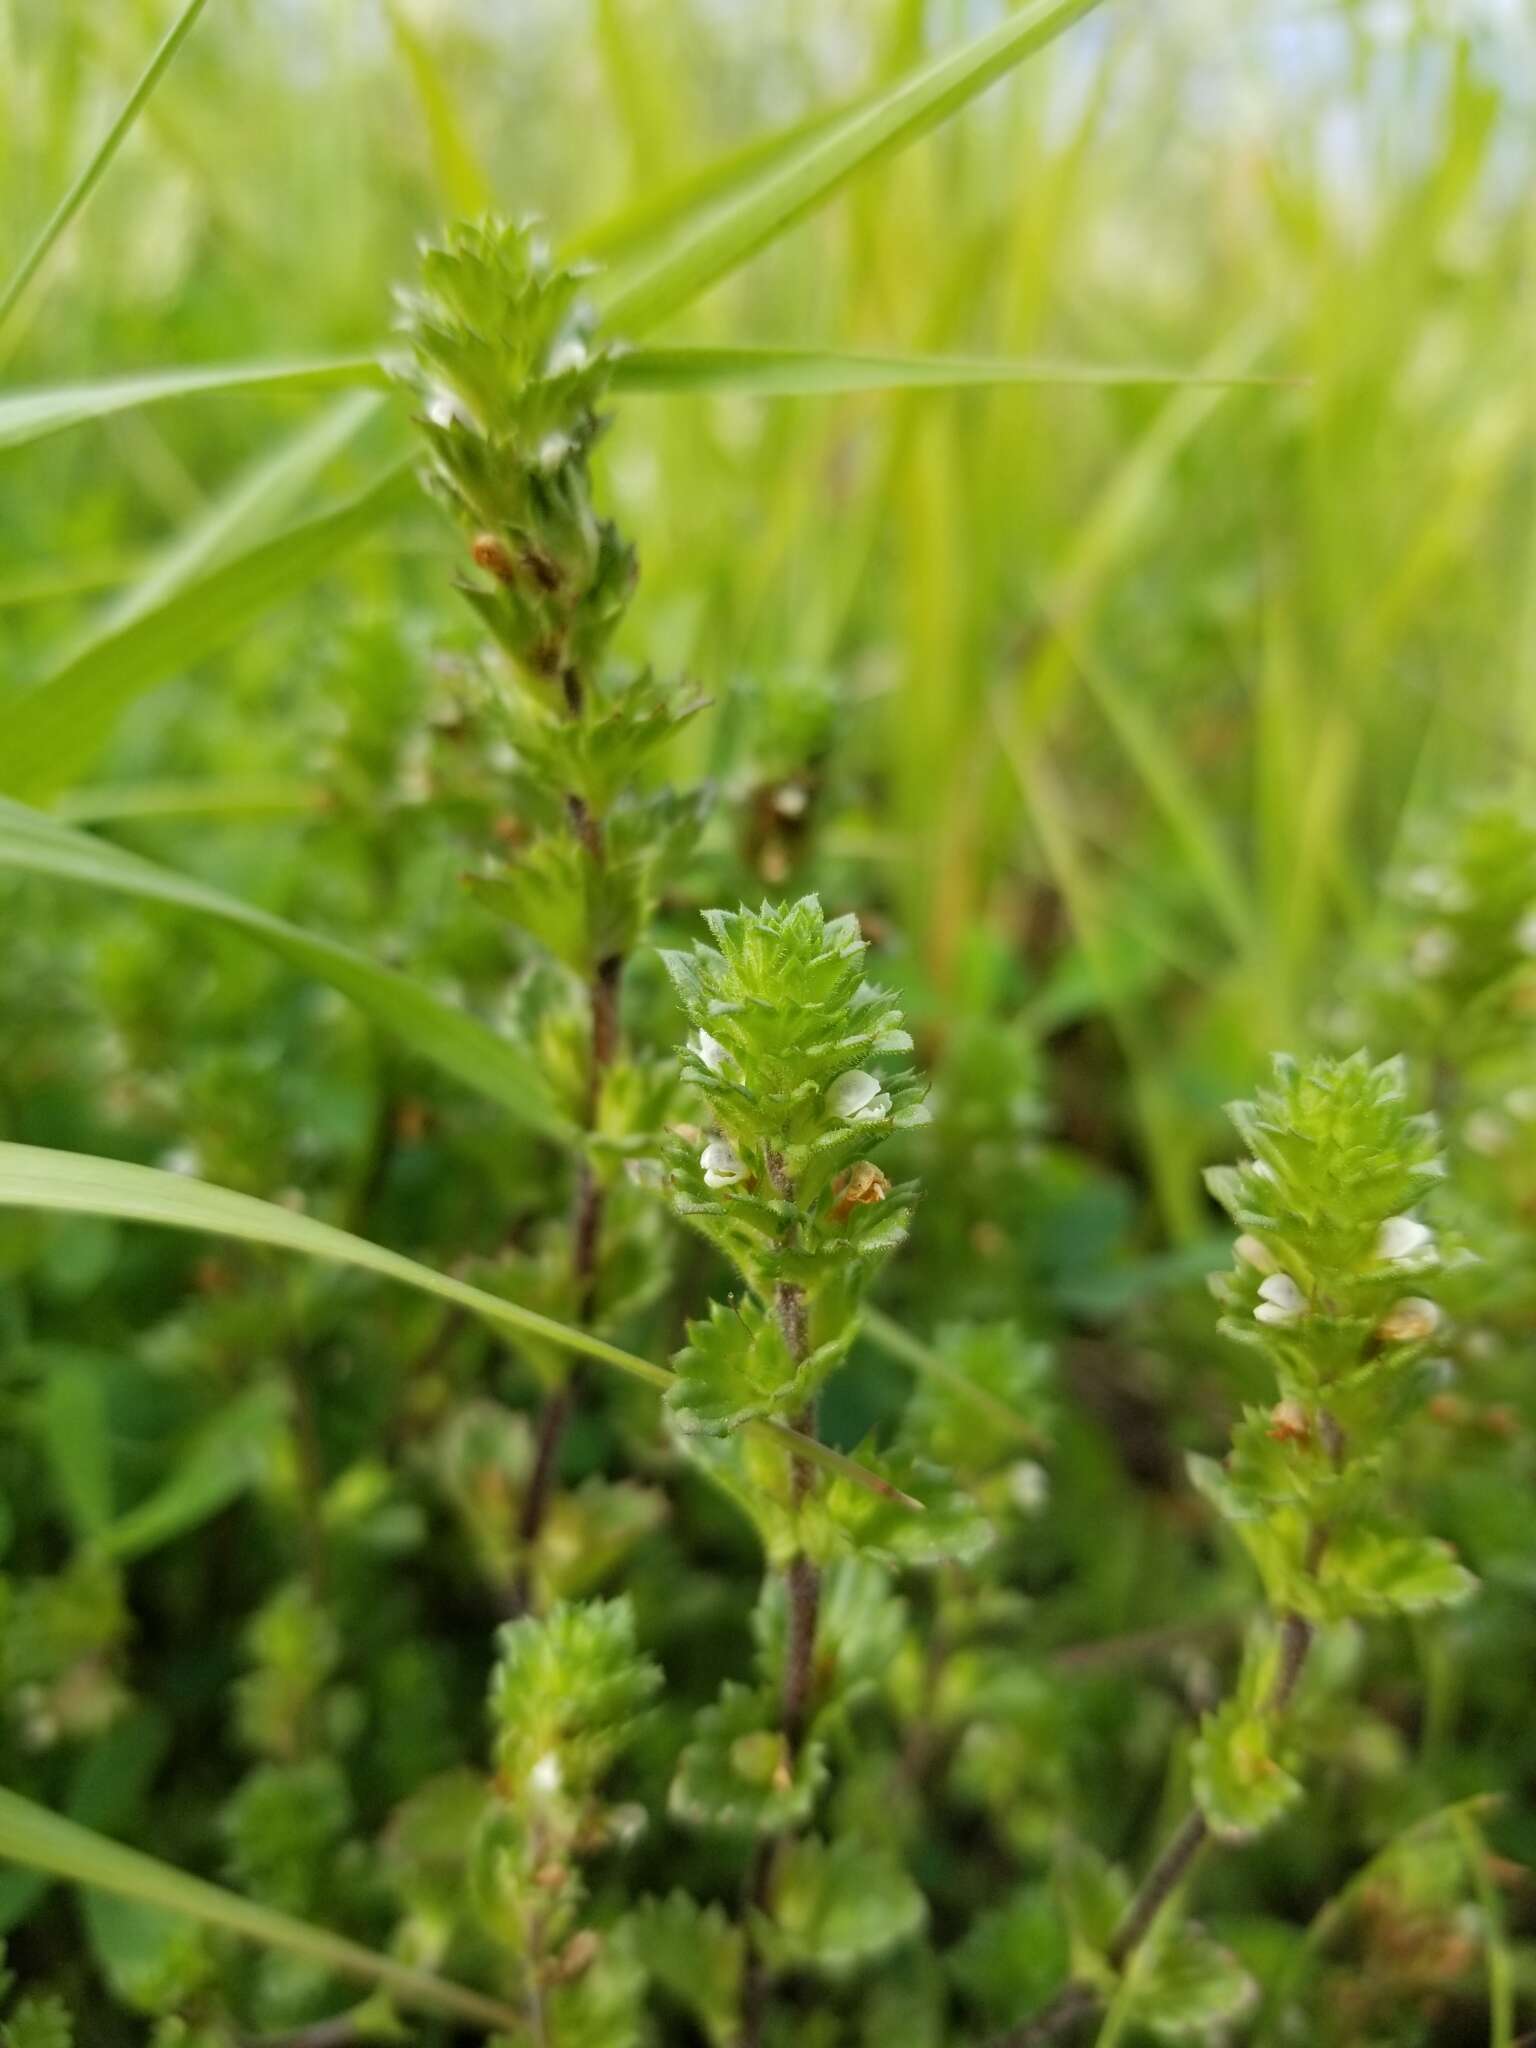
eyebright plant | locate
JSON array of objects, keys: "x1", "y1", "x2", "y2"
[
  {"x1": 395, "y1": 217, "x2": 708, "y2": 1606},
  {"x1": 1000, "y1": 1051, "x2": 1477, "y2": 2044}
]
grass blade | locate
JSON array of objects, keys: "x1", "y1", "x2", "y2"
[
  {"x1": 0, "y1": 0, "x2": 215, "y2": 337},
  {"x1": 0, "y1": 1787, "x2": 523, "y2": 2033},
  {"x1": 613, "y1": 344, "x2": 1294, "y2": 398},
  {"x1": 386, "y1": 0, "x2": 492, "y2": 215},
  {"x1": 598, "y1": 0, "x2": 1102, "y2": 334},
  {"x1": 0, "y1": 459, "x2": 411, "y2": 802},
  {"x1": 0, "y1": 798, "x2": 568, "y2": 1140},
  {"x1": 0, "y1": 1141, "x2": 914, "y2": 1508},
  {"x1": 0, "y1": 356, "x2": 384, "y2": 454}
]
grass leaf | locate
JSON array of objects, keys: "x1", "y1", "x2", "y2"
[
  {"x1": 0, "y1": 460, "x2": 412, "y2": 802},
  {"x1": 0, "y1": 356, "x2": 385, "y2": 454},
  {"x1": 0, "y1": 1786, "x2": 524, "y2": 2033},
  {"x1": 597, "y1": 0, "x2": 1102, "y2": 333},
  {"x1": 613, "y1": 345, "x2": 1295, "y2": 397},
  {"x1": 0, "y1": 0, "x2": 215, "y2": 336},
  {"x1": 0, "y1": 798, "x2": 568, "y2": 1139},
  {"x1": 0, "y1": 1141, "x2": 913, "y2": 1506}
]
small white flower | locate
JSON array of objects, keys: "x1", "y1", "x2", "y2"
[
  {"x1": 160, "y1": 1145, "x2": 201, "y2": 1178},
  {"x1": 1006, "y1": 1461, "x2": 1050, "y2": 1515},
  {"x1": 1411, "y1": 926, "x2": 1457, "y2": 979},
  {"x1": 1375, "y1": 1214, "x2": 1435, "y2": 1265},
  {"x1": 1516, "y1": 908, "x2": 1536, "y2": 956},
  {"x1": 1376, "y1": 1296, "x2": 1441, "y2": 1344},
  {"x1": 1234, "y1": 1233, "x2": 1278, "y2": 1274},
  {"x1": 693, "y1": 1029, "x2": 738, "y2": 1078},
  {"x1": 700, "y1": 1138, "x2": 748, "y2": 1189},
  {"x1": 537, "y1": 430, "x2": 573, "y2": 472},
  {"x1": 1505, "y1": 1086, "x2": 1536, "y2": 1123},
  {"x1": 1249, "y1": 1158, "x2": 1278, "y2": 1183},
  {"x1": 826, "y1": 1069, "x2": 891, "y2": 1122},
  {"x1": 546, "y1": 337, "x2": 590, "y2": 377},
  {"x1": 1254, "y1": 1273, "x2": 1307, "y2": 1326},
  {"x1": 529, "y1": 1752, "x2": 563, "y2": 1796}
]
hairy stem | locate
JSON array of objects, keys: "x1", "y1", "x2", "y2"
[{"x1": 739, "y1": 1281, "x2": 821, "y2": 2047}]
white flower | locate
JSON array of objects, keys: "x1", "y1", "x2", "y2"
[
  {"x1": 1249, "y1": 1158, "x2": 1277, "y2": 1183},
  {"x1": 1516, "y1": 908, "x2": 1536, "y2": 956},
  {"x1": 693, "y1": 1029, "x2": 738, "y2": 1078},
  {"x1": 1254, "y1": 1273, "x2": 1307, "y2": 1326},
  {"x1": 546, "y1": 337, "x2": 590, "y2": 377},
  {"x1": 1234, "y1": 1233, "x2": 1277, "y2": 1274},
  {"x1": 700, "y1": 1138, "x2": 748, "y2": 1189},
  {"x1": 529, "y1": 1752, "x2": 563, "y2": 1796},
  {"x1": 537, "y1": 430, "x2": 573, "y2": 472},
  {"x1": 1376, "y1": 1296, "x2": 1441, "y2": 1344},
  {"x1": 1464, "y1": 1110, "x2": 1511, "y2": 1157},
  {"x1": 1006, "y1": 1461, "x2": 1050, "y2": 1514},
  {"x1": 1505, "y1": 1086, "x2": 1536, "y2": 1123},
  {"x1": 826, "y1": 1069, "x2": 891, "y2": 1122},
  {"x1": 1375, "y1": 1214, "x2": 1435, "y2": 1265}
]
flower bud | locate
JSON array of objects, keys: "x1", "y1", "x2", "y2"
[{"x1": 1376, "y1": 1296, "x2": 1441, "y2": 1344}]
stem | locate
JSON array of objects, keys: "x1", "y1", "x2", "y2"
[
  {"x1": 991, "y1": 1523, "x2": 1330, "y2": 2048},
  {"x1": 738, "y1": 1277, "x2": 821, "y2": 2047}
]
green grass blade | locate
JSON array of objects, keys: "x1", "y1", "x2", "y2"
[
  {"x1": 103, "y1": 390, "x2": 388, "y2": 631},
  {"x1": 0, "y1": 459, "x2": 412, "y2": 802},
  {"x1": 0, "y1": 356, "x2": 384, "y2": 454},
  {"x1": 0, "y1": 0, "x2": 216, "y2": 338},
  {"x1": 386, "y1": 0, "x2": 493, "y2": 215},
  {"x1": 0, "y1": 1786, "x2": 523, "y2": 2034},
  {"x1": 0, "y1": 798, "x2": 568, "y2": 1140},
  {"x1": 613, "y1": 344, "x2": 1294, "y2": 397},
  {"x1": 0, "y1": 1140, "x2": 913, "y2": 1508},
  {"x1": 597, "y1": 0, "x2": 1103, "y2": 334}
]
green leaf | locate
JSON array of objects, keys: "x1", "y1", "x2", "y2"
[
  {"x1": 0, "y1": 1709, "x2": 168, "y2": 1935},
  {"x1": 80, "y1": 1887, "x2": 209, "y2": 2016},
  {"x1": 1, "y1": 1996, "x2": 73, "y2": 2048},
  {"x1": 947, "y1": 1886, "x2": 1071, "y2": 2022},
  {"x1": 0, "y1": 798, "x2": 566, "y2": 1139},
  {"x1": 1128, "y1": 1923, "x2": 1257, "y2": 2042},
  {"x1": 0, "y1": 1788, "x2": 521, "y2": 2033},
  {"x1": 96, "y1": 1382, "x2": 287, "y2": 1562},
  {"x1": 614, "y1": 345, "x2": 1293, "y2": 398},
  {"x1": 1054, "y1": 1837, "x2": 1129, "y2": 1977},
  {"x1": 669, "y1": 1684, "x2": 826, "y2": 1836},
  {"x1": 488, "y1": 1598, "x2": 661, "y2": 1797},
  {"x1": 1190, "y1": 1699, "x2": 1303, "y2": 1844},
  {"x1": 0, "y1": 356, "x2": 385, "y2": 453},
  {"x1": 0, "y1": 1142, "x2": 910, "y2": 1509},
  {"x1": 808, "y1": 1441, "x2": 991, "y2": 1569},
  {"x1": 36, "y1": 1360, "x2": 114, "y2": 1539},
  {"x1": 597, "y1": 0, "x2": 1102, "y2": 333},
  {"x1": 757, "y1": 1835, "x2": 926, "y2": 1978},
  {"x1": 669, "y1": 1297, "x2": 818, "y2": 1435},
  {"x1": 1317, "y1": 1526, "x2": 1478, "y2": 1619},
  {"x1": 0, "y1": 0, "x2": 214, "y2": 336},
  {"x1": 633, "y1": 1892, "x2": 743, "y2": 2047},
  {"x1": 0, "y1": 464, "x2": 411, "y2": 802}
]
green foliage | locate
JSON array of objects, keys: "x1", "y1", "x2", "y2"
[
  {"x1": 756, "y1": 1833, "x2": 927, "y2": 1977},
  {"x1": 2, "y1": 9, "x2": 1533, "y2": 2046}
]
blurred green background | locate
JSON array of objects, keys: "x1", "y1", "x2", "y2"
[{"x1": 5, "y1": 0, "x2": 1534, "y2": 1223}]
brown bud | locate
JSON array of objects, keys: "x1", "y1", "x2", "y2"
[
  {"x1": 471, "y1": 533, "x2": 518, "y2": 584},
  {"x1": 830, "y1": 1160, "x2": 891, "y2": 1223},
  {"x1": 552, "y1": 1931, "x2": 600, "y2": 1983},
  {"x1": 1267, "y1": 1398, "x2": 1310, "y2": 1444}
]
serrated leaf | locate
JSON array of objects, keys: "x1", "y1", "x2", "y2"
[
  {"x1": 1317, "y1": 1526, "x2": 1478, "y2": 1619},
  {"x1": 489, "y1": 1599, "x2": 660, "y2": 1799},
  {"x1": 1129, "y1": 1924, "x2": 1257, "y2": 2042},
  {"x1": 669, "y1": 1684, "x2": 826, "y2": 1836},
  {"x1": 668, "y1": 1297, "x2": 832, "y2": 1435},
  {"x1": 756, "y1": 1835, "x2": 926, "y2": 1978},
  {"x1": 1190, "y1": 1699, "x2": 1302, "y2": 1844},
  {"x1": 633, "y1": 1892, "x2": 742, "y2": 2047},
  {"x1": 809, "y1": 1441, "x2": 991, "y2": 1569}
]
